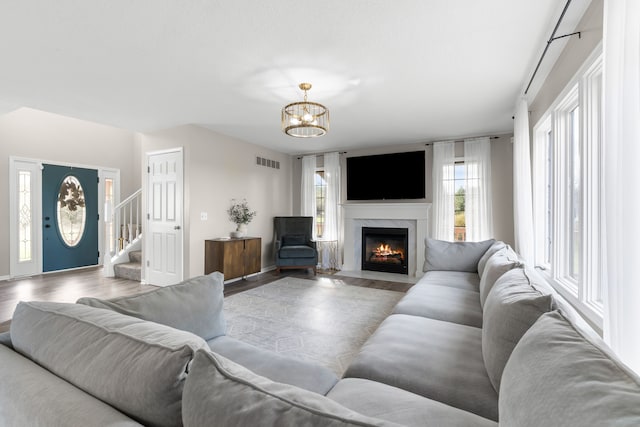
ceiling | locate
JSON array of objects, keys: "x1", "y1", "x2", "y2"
[{"x1": 0, "y1": 1, "x2": 590, "y2": 154}]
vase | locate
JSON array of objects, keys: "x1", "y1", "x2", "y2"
[{"x1": 231, "y1": 223, "x2": 248, "y2": 238}]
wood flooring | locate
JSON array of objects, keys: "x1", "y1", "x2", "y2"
[{"x1": 0, "y1": 267, "x2": 412, "y2": 333}]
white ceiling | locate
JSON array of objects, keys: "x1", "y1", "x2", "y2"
[{"x1": 0, "y1": 1, "x2": 590, "y2": 154}]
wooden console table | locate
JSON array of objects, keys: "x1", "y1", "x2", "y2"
[{"x1": 204, "y1": 237, "x2": 261, "y2": 280}]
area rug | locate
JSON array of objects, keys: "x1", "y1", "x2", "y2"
[{"x1": 223, "y1": 277, "x2": 404, "y2": 376}]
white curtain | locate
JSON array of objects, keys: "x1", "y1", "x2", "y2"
[
  {"x1": 513, "y1": 99, "x2": 535, "y2": 262},
  {"x1": 319, "y1": 152, "x2": 341, "y2": 269},
  {"x1": 603, "y1": 0, "x2": 640, "y2": 373},
  {"x1": 464, "y1": 137, "x2": 493, "y2": 241},
  {"x1": 301, "y1": 155, "x2": 317, "y2": 240},
  {"x1": 432, "y1": 142, "x2": 456, "y2": 240}
]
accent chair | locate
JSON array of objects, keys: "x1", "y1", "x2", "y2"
[{"x1": 274, "y1": 216, "x2": 318, "y2": 275}]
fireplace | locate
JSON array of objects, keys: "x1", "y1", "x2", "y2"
[{"x1": 361, "y1": 227, "x2": 409, "y2": 274}]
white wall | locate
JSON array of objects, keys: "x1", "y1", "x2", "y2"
[
  {"x1": 0, "y1": 108, "x2": 139, "y2": 277},
  {"x1": 139, "y1": 125, "x2": 293, "y2": 279},
  {"x1": 529, "y1": 0, "x2": 603, "y2": 126},
  {"x1": 292, "y1": 136, "x2": 515, "y2": 246}
]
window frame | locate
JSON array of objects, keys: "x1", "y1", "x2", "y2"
[{"x1": 532, "y1": 45, "x2": 604, "y2": 329}]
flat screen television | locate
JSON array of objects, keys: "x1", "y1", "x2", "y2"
[{"x1": 346, "y1": 151, "x2": 426, "y2": 200}]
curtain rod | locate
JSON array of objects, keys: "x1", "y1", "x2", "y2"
[
  {"x1": 524, "y1": 0, "x2": 581, "y2": 95},
  {"x1": 424, "y1": 136, "x2": 500, "y2": 146},
  {"x1": 296, "y1": 151, "x2": 347, "y2": 160}
]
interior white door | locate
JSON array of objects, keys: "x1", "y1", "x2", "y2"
[{"x1": 146, "y1": 149, "x2": 184, "y2": 286}]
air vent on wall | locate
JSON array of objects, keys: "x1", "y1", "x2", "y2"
[{"x1": 256, "y1": 156, "x2": 280, "y2": 169}]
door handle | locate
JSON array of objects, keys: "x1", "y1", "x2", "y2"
[{"x1": 174, "y1": 225, "x2": 181, "y2": 230}]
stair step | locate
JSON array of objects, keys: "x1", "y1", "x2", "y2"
[
  {"x1": 129, "y1": 250, "x2": 142, "y2": 263},
  {"x1": 114, "y1": 262, "x2": 141, "y2": 282}
]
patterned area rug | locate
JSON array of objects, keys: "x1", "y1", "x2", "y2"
[{"x1": 223, "y1": 277, "x2": 404, "y2": 376}]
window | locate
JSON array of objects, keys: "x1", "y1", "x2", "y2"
[
  {"x1": 454, "y1": 162, "x2": 466, "y2": 241},
  {"x1": 314, "y1": 169, "x2": 326, "y2": 238},
  {"x1": 532, "y1": 49, "x2": 603, "y2": 326},
  {"x1": 105, "y1": 177, "x2": 115, "y2": 254},
  {"x1": 18, "y1": 170, "x2": 32, "y2": 262}
]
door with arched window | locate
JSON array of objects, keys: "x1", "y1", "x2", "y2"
[{"x1": 42, "y1": 164, "x2": 99, "y2": 272}]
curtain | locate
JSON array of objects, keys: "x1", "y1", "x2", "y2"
[
  {"x1": 319, "y1": 152, "x2": 341, "y2": 269},
  {"x1": 432, "y1": 142, "x2": 456, "y2": 240},
  {"x1": 464, "y1": 137, "x2": 493, "y2": 241},
  {"x1": 513, "y1": 99, "x2": 535, "y2": 262},
  {"x1": 301, "y1": 155, "x2": 317, "y2": 240},
  {"x1": 603, "y1": 0, "x2": 640, "y2": 373}
]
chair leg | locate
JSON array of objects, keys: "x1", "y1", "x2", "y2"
[
  {"x1": 276, "y1": 267, "x2": 281, "y2": 274},
  {"x1": 313, "y1": 267, "x2": 317, "y2": 275}
]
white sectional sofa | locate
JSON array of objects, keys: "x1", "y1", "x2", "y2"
[{"x1": 1, "y1": 241, "x2": 639, "y2": 426}]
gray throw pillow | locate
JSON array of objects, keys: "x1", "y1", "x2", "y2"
[
  {"x1": 477, "y1": 241, "x2": 507, "y2": 277},
  {"x1": 182, "y1": 349, "x2": 398, "y2": 427},
  {"x1": 78, "y1": 272, "x2": 226, "y2": 341},
  {"x1": 500, "y1": 310, "x2": 640, "y2": 426},
  {"x1": 479, "y1": 247, "x2": 522, "y2": 308},
  {"x1": 482, "y1": 267, "x2": 556, "y2": 392},
  {"x1": 423, "y1": 238, "x2": 495, "y2": 272},
  {"x1": 10, "y1": 301, "x2": 207, "y2": 427}
]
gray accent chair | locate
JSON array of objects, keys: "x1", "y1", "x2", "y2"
[{"x1": 274, "y1": 216, "x2": 318, "y2": 275}]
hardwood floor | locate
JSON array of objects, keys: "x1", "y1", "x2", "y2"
[{"x1": 0, "y1": 267, "x2": 412, "y2": 333}]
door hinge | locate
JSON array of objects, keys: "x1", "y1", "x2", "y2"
[
  {"x1": 97, "y1": 213, "x2": 100, "y2": 221},
  {"x1": 147, "y1": 213, "x2": 150, "y2": 220},
  {"x1": 146, "y1": 260, "x2": 150, "y2": 267},
  {"x1": 98, "y1": 251, "x2": 100, "y2": 258},
  {"x1": 97, "y1": 176, "x2": 100, "y2": 183},
  {"x1": 147, "y1": 166, "x2": 150, "y2": 173}
]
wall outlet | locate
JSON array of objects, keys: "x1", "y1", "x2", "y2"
[{"x1": 200, "y1": 212, "x2": 208, "y2": 221}]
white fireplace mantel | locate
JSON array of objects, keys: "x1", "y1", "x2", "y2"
[{"x1": 342, "y1": 202, "x2": 431, "y2": 277}]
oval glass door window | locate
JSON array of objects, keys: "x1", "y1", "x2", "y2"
[{"x1": 56, "y1": 176, "x2": 86, "y2": 247}]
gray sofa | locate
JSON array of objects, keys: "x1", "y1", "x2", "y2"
[{"x1": 1, "y1": 241, "x2": 640, "y2": 426}]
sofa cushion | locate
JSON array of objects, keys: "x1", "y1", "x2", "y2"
[
  {"x1": 207, "y1": 335, "x2": 338, "y2": 395},
  {"x1": 328, "y1": 378, "x2": 497, "y2": 427},
  {"x1": 344, "y1": 314, "x2": 498, "y2": 421},
  {"x1": 393, "y1": 284, "x2": 482, "y2": 328},
  {"x1": 182, "y1": 349, "x2": 399, "y2": 427},
  {"x1": 477, "y1": 241, "x2": 507, "y2": 277},
  {"x1": 77, "y1": 272, "x2": 226, "y2": 341},
  {"x1": 500, "y1": 310, "x2": 640, "y2": 426},
  {"x1": 10, "y1": 301, "x2": 207, "y2": 427},
  {"x1": 479, "y1": 247, "x2": 522, "y2": 308},
  {"x1": 423, "y1": 238, "x2": 495, "y2": 272},
  {"x1": 482, "y1": 267, "x2": 556, "y2": 392},
  {"x1": 279, "y1": 245, "x2": 316, "y2": 259},
  {"x1": 417, "y1": 270, "x2": 480, "y2": 292},
  {"x1": 282, "y1": 234, "x2": 307, "y2": 246},
  {"x1": 0, "y1": 344, "x2": 143, "y2": 427}
]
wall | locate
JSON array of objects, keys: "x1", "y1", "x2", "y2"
[
  {"x1": 529, "y1": 0, "x2": 603, "y2": 126},
  {"x1": 292, "y1": 135, "x2": 515, "y2": 247},
  {"x1": 139, "y1": 125, "x2": 293, "y2": 279},
  {"x1": 0, "y1": 108, "x2": 139, "y2": 277}
]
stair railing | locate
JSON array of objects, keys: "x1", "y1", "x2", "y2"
[{"x1": 111, "y1": 189, "x2": 142, "y2": 258}]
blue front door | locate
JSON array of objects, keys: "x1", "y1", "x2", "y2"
[{"x1": 42, "y1": 164, "x2": 99, "y2": 272}]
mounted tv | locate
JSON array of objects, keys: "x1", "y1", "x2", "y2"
[{"x1": 346, "y1": 151, "x2": 426, "y2": 201}]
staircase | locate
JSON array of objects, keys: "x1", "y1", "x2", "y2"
[
  {"x1": 114, "y1": 250, "x2": 142, "y2": 282},
  {"x1": 104, "y1": 189, "x2": 143, "y2": 281}
]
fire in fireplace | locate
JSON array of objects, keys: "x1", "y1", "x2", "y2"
[{"x1": 361, "y1": 227, "x2": 409, "y2": 274}]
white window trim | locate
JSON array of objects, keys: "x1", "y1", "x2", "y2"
[{"x1": 532, "y1": 44, "x2": 604, "y2": 330}]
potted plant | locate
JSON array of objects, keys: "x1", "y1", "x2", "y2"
[{"x1": 227, "y1": 199, "x2": 257, "y2": 238}]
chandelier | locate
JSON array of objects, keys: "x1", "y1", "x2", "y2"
[{"x1": 281, "y1": 83, "x2": 329, "y2": 138}]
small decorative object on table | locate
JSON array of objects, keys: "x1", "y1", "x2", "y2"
[{"x1": 227, "y1": 199, "x2": 257, "y2": 238}]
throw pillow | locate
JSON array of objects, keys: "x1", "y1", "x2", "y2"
[
  {"x1": 499, "y1": 309, "x2": 640, "y2": 426},
  {"x1": 10, "y1": 301, "x2": 207, "y2": 427},
  {"x1": 182, "y1": 349, "x2": 398, "y2": 427},
  {"x1": 482, "y1": 267, "x2": 556, "y2": 392},
  {"x1": 423, "y1": 238, "x2": 495, "y2": 272},
  {"x1": 77, "y1": 272, "x2": 226, "y2": 341}
]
